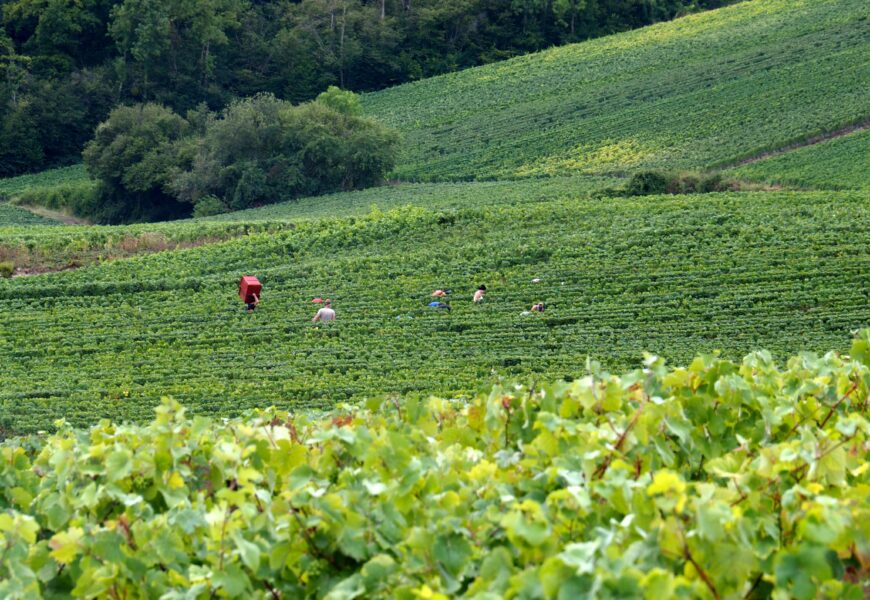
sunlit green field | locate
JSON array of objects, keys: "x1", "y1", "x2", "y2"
[{"x1": 366, "y1": 0, "x2": 869, "y2": 180}]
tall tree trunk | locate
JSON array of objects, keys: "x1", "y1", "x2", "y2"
[
  {"x1": 201, "y1": 42, "x2": 210, "y2": 88},
  {"x1": 570, "y1": 0, "x2": 576, "y2": 35},
  {"x1": 380, "y1": 0, "x2": 386, "y2": 21},
  {"x1": 339, "y1": 3, "x2": 346, "y2": 87}
]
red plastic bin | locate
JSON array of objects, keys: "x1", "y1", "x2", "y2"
[{"x1": 239, "y1": 276, "x2": 262, "y2": 303}]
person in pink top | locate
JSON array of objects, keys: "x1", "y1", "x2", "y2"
[{"x1": 473, "y1": 285, "x2": 487, "y2": 302}]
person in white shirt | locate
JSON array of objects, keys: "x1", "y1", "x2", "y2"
[
  {"x1": 313, "y1": 299, "x2": 336, "y2": 322},
  {"x1": 473, "y1": 285, "x2": 487, "y2": 302}
]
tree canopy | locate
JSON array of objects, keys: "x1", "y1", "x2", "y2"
[
  {"x1": 1, "y1": 0, "x2": 736, "y2": 175},
  {"x1": 82, "y1": 90, "x2": 399, "y2": 223}
]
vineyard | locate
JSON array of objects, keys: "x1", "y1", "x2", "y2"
[
  {"x1": 365, "y1": 0, "x2": 869, "y2": 181},
  {"x1": 0, "y1": 335, "x2": 868, "y2": 597},
  {"x1": 0, "y1": 219, "x2": 295, "y2": 273},
  {"x1": 2, "y1": 190, "x2": 869, "y2": 433},
  {"x1": 0, "y1": 203, "x2": 61, "y2": 227},
  {"x1": 0, "y1": 0, "x2": 868, "y2": 594},
  {"x1": 0, "y1": 178, "x2": 615, "y2": 271},
  {"x1": 203, "y1": 177, "x2": 620, "y2": 222},
  {"x1": 0, "y1": 165, "x2": 91, "y2": 202},
  {"x1": 728, "y1": 128, "x2": 870, "y2": 191}
]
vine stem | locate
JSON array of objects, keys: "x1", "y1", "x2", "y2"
[
  {"x1": 218, "y1": 505, "x2": 231, "y2": 570},
  {"x1": 743, "y1": 572, "x2": 763, "y2": 599},
  {"x1": 593, "y1": 401, "x2": 644, "y2": 480},
  {"x1": 263, "y1": 579, "x2": 281, "y2": 599},
  {"x1": 791, "y1": 431, "x2": 856, "y2": 483},
  {"x1": 818, "y1": 381, "x2": 858, "y2": 428},
  {"x1": 289, "y1": 503, "x2": 338, "y2": 567},
  {"x1": 683, "y1": 543, "x2": 721, "y2": 600}
]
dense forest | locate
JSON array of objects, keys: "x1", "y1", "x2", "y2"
[{"x1": 1, "y1": 0, "x2": 733, "y2": 176}]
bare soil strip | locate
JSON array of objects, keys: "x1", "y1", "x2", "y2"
[{"x1": 13, "y1": 204, "x2": 91, "y2": 225}]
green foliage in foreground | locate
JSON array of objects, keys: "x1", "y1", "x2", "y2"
[
  {"x1": 2, "y1": 190, "x2": 869, "y2": 433},
  {"x1": 0, "y1": 203, "x2": 61, "y2": 227},
  {"x1": 365, "y1": 0, "x2": 869, "y2": 180},
  {"x1": 727, "y1": 128, "x2": 870, "y2": 191},
  {"x1": 2, "y1": 336, "x2": 870, "y2": 598}
]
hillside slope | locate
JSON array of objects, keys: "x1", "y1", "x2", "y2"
[
  {"x1": 0, "y1": 165, "x2": 89, "y2": 201},
  {"x1": 2, "y1": 190, "x2": 869, "y2": 432},
  {"x1": 366, "y1": 0, "x2": 869, "y2": 181},
  {"x1": 727, "y1": 126, "x2": 870, "y2": 190},
  {"x1": 0, "y1": 178, "x2": 615, "y2": 272},
  {"x1": 0, "y1": 203, "x2": 62, "y2": 227}
]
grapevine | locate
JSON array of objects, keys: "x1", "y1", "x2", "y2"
[{"x1": 0, "y1": 334, "x2": 868, "y2": 598}]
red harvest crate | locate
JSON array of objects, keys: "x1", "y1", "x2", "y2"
[{"x1": 239, "y1": 276, "x2": 262, "y2": 303}]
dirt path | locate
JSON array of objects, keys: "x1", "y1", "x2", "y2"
[
  {"x1": 726, "y1": 121, "x2": 868, "y2": 168},
  {"x1": 15, "y1": 204, "x2": 90, "y2": 225}
]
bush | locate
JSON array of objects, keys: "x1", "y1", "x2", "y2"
[
  {"x1": 82, "y1": 93, "x2": 399, "y2": 221},
  {"x1": 666, "y1": 172, "x2": 701, "y2": 194},
  {"x1": 700, "y1": 173, "x2": 728, "y2": 193},
  {"x1": 168, "y1": 92, "x2": 400, "y2": 211},
  {"x1": 15, "y1": 182, "x2": 99, "y2": 218},
  {"x1": 315, "y1": 86, "x2": 363, "y2": 116},
  {"x1": 626, "y1": 171, "x2": 669, "y2": 195},
  {"x1": 83, "y1": 104, "x2": 192, "y2": 223},
  {"x1": 626, "y1": 170, "x2": 736, "y2": 196},
  {"x1": 192, "y1": 195, "x2": 228, "y2": 218},
  {"x1": 0, "y1": 261, "x2": 13, "y2": 278}
]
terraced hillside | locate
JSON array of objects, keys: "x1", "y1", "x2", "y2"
[
  {"x1": 2, "y1": 190, "x2": 869, "y2": 432},
  {"x1": 366, "y1": 0, "x2": 869, "y2": 180}
]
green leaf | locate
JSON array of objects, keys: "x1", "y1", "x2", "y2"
[
  {"x1": 432, "y1": 532, "x2": 472, "y2": 578},
  {"x1": 105, "y1": 449, "x2": 133, "y2": 481},
  {"x1": 501, "y1": 500, "x2": 551, "y2": 547},
  {"x1": 48, "y1": 527, "x2": 84, "y2": 565},
  {"x1": 558, "y1": 541, "x2": 599, "y2": 575},
  {"x1": 360, "y1": 554, "x2": 397, "y2": 589},
  {"x1": 325, "y1": 574, "x2": 365, "y2": 600},
  {"x1": 232, "y1": 532, "x2": 261, "y2": 571},
  {"x1": 213, "y1": 564, "x2": 251, "y2": 597}
]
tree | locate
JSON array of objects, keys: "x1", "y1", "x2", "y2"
[
  {"x1": 0, "y1": 106, "x2": 44, "y2": 176},
  {"x1": 109, "y1": 0, "x2": 246, "y2": 107},
  {"x1": 83, "y1": 103, "x2": 191, "y2": 222},
  {"x1": 2, "y1": 0, "x2": 116, "y2": 74},
  {"x1": 169, "y1": 91, "x2": 399, "y2": 211},
  {"x1": 315, "y1": 85, "x2": 362, "y2": 116}
]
